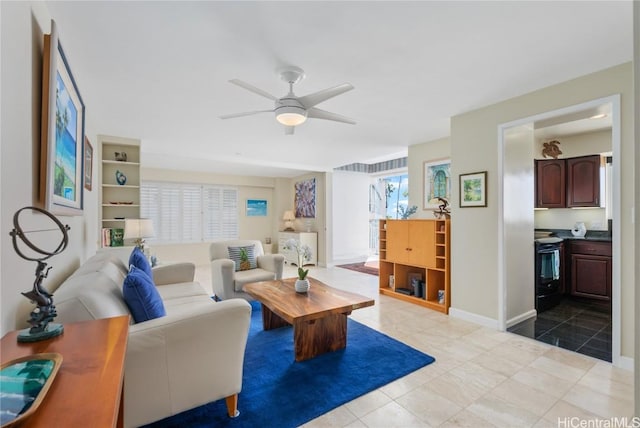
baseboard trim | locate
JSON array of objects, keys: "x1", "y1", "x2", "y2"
[
  {"x1": 449, "y1": 307, "x2": 499, "y2": 329},
  {"x1": 506, "y1": 309, "x2": 537, "y2": 329},
  {"x1": 616, "y1": 355, "x2": 634, "y2": 371}
]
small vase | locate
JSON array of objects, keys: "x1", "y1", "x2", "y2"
[
  {"x1": 295, "y1": 279, "x2": 310, "y2": 293},
  {"x1": 115, "y1": 170, "x2": 127, "y2": 185}
]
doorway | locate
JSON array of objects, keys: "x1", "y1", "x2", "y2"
[{"x1": 498, "y1": 95, "x2": 621, "y2": 365}]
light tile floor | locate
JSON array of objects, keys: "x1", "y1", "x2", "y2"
[{"x1": 195, "y1": 264, "x2": 634, "y2": 428}]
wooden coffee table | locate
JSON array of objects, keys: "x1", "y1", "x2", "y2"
[{"x1": 243, "y1": 277, "x2": 374, "y2": 361}]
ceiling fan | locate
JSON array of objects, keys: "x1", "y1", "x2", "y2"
[{"x1": 220, "y1": 66, "x2": 355, "y2": 135}]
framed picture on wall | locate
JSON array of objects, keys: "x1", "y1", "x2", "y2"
[
  {"x1": 295, "y1": 178, "x2": 316, "y2": 218},
  {"x1": 459, "y1": 171, "x2": 487, "y2": 207},
  {"x1": 423, "y1": 158, "x2": 451, "y2": 210},
  {"x1": 39, "y1": 20, "x2": 85, "y2": 215},
  {"x1": 246, "y1": 199, "x2": 267, "y2": 216}
]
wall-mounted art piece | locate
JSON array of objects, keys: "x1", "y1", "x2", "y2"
[
  {"x1": 460, "y1": 171, "x2": 487, "y2": 207},
  {"x1": 246, "y1": 199, "x2": 267, "y2": 216},
  {"x1": 423, "y1": 158, "x2": 451, "y2": 210},
  {"x1": 295, "y1": 178, "x2": 316, "y2": 218},
  {"x1": 83, "y1": 137, "x2": 93, "y2": 191},
  {"x1": 39, "y1": 20, "x2": 85, "y2": 215}
]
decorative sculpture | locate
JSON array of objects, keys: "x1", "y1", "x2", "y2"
[
  {"x1": 115, "y1": 170, "x2": 127, "y2": 185},
  {"x1": 542, "y1": 140, "x2": 562, "y2": 159},
  {"x1": 433, "y1": 197, "x2": 451, "y2": 219},
  {"x1": 9, "y1": 206, "x2": 70, "y2": 342},
  {"x1": 114, "y1": 151, "x2": 127, "y2": 162}
]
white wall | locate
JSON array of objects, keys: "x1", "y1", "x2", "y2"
[
  {"x1": 450, "y1": 63, "x2": 634, "y2": 358},
  {"x1": 331, "y1": 170, "x2": 371, "y2": 263},
  {"x1": 503, "y1": 126, "x2": 536, "y2": 324},
  {"x1": 1, "y1": 1, "x2": 99, "y2": 335}
]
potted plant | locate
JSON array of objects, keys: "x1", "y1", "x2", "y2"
[
  {"x1": 239, "y1": 247, "x2": 250, "y2": 271},
  {"x1": 284, "y1": 239, "x2": 312, "y2": 293}
]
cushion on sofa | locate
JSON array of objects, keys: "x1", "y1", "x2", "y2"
[
  {"x1": 129, "y1": 247, "x2": 152, "y2": 278},
  {"x1": 228, "y1": 245, "x2": 257, "y2": 271},
  {"x1": 123, "y1": 265, "x2": 166, "y2": 323}
]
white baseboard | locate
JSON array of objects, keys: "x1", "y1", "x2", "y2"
[
  {"x1": 616, "y1": 355, "x2": 634, "y2": 371},
  {"x1": 506, "y1": 309, "x2": 537, "y2": 329},
  {"x1": 449, "y1": 307, "x2": 499, "y2": 329}
]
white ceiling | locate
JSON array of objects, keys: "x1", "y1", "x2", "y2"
[{"x1": 45, "y1": 1, "x2": 632, "y2": 178}]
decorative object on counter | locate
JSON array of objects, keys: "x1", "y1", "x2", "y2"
[
  {"x1": 284, "y1": 238, "x2": 312, "y2": 293},
  {"x1": 459, "y1": 171, "x2": 487, "y2": 207},
  {"x1": 9, "y1": 206, "x2": 70, "y2": 342},
  {"x1": 571, "y1": 222, "x2": 587, "y2": 238},
  {"x1": 433, "y1": 197, "x2": 450, "y2": 219},
  {"x1": 282, "y1": 210, "x2": 295, "y2": 231},
  {"x1": 124, "y1": 218, "x2": 155, "y2": 249},
  {"x1": 114, "y1": 151, "x2": 127, "y2": 162},
  {"x1": 399, "y1": 205, "x2": 418, "y2": 219},
  {"x1": 541, "y1": 140, "x2": 562, "y2": 159},
  {"x1": 115, "y1": 170, "x2": 127, "y2": 185},
  {"x1": 0, "y1": 353, "x2": 63, "y2": 427}
]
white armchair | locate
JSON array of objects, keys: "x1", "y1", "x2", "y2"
[{"x1": 210, "y1": 240, "x2": 285, "y2": 300}]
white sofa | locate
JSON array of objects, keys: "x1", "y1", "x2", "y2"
[
  {"x1": 209, "y1": 239, "x2": 285, "y2": 300},
  {"x1": 53, "y1": 251, "x2": 252, "y2": 428}
]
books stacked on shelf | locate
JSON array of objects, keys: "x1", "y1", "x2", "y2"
[{"x1": 102, "y1": 228, "x2": 124, "y2": 247}]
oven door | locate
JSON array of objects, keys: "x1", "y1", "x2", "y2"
[{"x1": 536, "y1": 245, "x2": 560, "y2": 295}]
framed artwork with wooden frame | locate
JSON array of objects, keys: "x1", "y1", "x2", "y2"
[
  {"x1": 459, "y1": 171, "x2": 487, "y2": 207},
  {"x1": 39, "y1": 20, "x2": 85, "y2": 215}
]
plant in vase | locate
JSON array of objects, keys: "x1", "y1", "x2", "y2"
[
  {"x1": 284, "y1": 238, "x2": 312, "y2": 293},
  {"x1": 239, "y1": 247, "x2": 251, "y2": 271}
]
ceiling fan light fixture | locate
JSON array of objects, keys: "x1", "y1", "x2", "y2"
[{"x1": 275, "y1": 106, "x2": 307, "y2": 126}]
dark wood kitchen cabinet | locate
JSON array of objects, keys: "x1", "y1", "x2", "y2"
[
  {"x1": 535, "y1": 155, "x2": 601, "y2": 208},
  {"x1": 569, "y1": 240, "x2": 611, "y2": 301},
  {"x1": 535, "y1": 159, "x2": 566, "y2": 208},
  {"x1": 566, "y1": 156, "x2": 600, "y2": 207}
]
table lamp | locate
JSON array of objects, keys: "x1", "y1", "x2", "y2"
[
  {"x1": 283, "y1": 210, "x2": 295, "y2": 231},
  {"x1": 124, "y1": 218, "x2": 155, "y2": 249}
]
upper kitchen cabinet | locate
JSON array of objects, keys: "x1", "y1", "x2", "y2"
[
  {"x1": 535, "y1": 155, "x2": 601, "y2": 208},
  {"x1": 535, "y1": 159, "x2": 566, "y2": 208},
  {"x1": 566, "y1": 156, "x2": 600, "y2": 207}
]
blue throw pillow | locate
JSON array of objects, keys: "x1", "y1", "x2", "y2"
[
  {"x1": 228, "y1": 245, "x2": 257, "y2": 272},
  {"x1": 129, "y1": 247, "x2": 152, "y2": 278},
  {"x1": 123, "y1": 265, "x2": 166, "y2": 323}
]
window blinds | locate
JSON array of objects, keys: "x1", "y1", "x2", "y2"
[{"x1": 141, "y1": 181, "x2": 238, "y2": 243}]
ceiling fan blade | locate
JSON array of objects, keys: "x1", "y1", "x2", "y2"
[
  {"x1": 307, "y1": 107, "x2": 356, "y2": 125},
  {"x1": 298, "y1": 83, "x2": 354, "y2": 108},
  {"x1": 229, "y1": 79, "x2": 278, "y2": 101},
  {"x1": 219, "y1": 110, "x2": 273, "y2": 120},
  {"x1": 284, "y1": 126, "x2": 295, "y2": 135}
]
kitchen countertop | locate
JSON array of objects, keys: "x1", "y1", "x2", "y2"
[{"x1": 535, "y1": 228, "x2": 612, "y2": 242}]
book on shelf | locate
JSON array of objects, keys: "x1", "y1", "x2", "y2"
[{"x1": 101, "y1": 228, "x2": 124, "y2": 247}]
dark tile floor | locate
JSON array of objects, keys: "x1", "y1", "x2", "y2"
[{"x1": 508, "y1": 297, "x2": 612, "y2": 362}]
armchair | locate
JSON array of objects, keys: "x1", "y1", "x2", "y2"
[{"x1": 210, "y1": 240, "x2": 285, "y2": 300}]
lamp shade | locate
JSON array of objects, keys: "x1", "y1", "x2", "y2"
[
  {"x1": 283, "y1": 210, "x2": 295, "y2": 221},
  {"x1": 275, "y1": 106, "x2": 307, "y2": 126},
  {"x1": 124, "y1": 219, "x2": 155, "y2": 242}
]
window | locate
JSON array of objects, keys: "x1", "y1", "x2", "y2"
[{"x1": 141, "y1": 181, "x2": 238, "y2": 243}]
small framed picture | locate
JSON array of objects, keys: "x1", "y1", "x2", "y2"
[
  {"x1": 246, "y1": 199, "x2": 267, "y2": 216},
  {"x1": 459, "y1": 171, "x2": 487, "y2": 207}
]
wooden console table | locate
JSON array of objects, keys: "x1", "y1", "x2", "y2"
[{"x1": 1, "y1": 316, "x2": 129, "y2": 427}]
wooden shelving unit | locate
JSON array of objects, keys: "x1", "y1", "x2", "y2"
[
  {"x1": 378, "y1": 219, "x2": 450, "y2": 314},
  {"x1": 98, "y1": 135, "x2": 141, "y2": 248}
]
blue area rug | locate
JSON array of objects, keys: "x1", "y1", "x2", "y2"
[{"x1": 145, "y1": 301, "x2": 435, "y2": 428}]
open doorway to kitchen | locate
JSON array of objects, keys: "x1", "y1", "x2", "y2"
[{"x1": 498, "y1": 95, "x2": 621, "y2": 365}]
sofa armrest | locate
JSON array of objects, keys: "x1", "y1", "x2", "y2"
[
  {"x1": 152, "y1": 262, "x2": 196, "y2": 285},
  {"x1": 125, "y1": 299, "x2": 252, "y2": 427},
  {"x1": 257, "y1": 254, "x2": 285, "y2": 279},
  {"x1": 210, "y1": 259, "x2": 235, "y2": 300}
]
